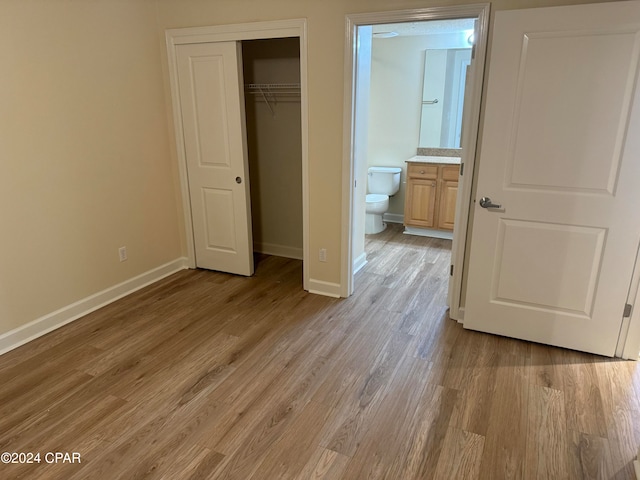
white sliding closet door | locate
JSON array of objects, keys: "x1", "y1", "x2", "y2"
[{"x1": 176, "y1": 42, "x2": 254, "y2": 276}]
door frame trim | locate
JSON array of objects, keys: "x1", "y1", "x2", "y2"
[
  {"x1": 165, "y1": 19, "x2": 310, "y2": 290},
  {"x1": 620, "y1": 243, "x2": 640, "y2": 359},
  {"x1": 340, "y1": 4, "x2": 490, "y2": 321}
]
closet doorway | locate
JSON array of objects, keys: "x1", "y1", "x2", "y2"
[
  {"x1": 243, "y1": 39, "x2": 303, "y2": 264},
  {"x1": 166, "y1": 20, "x2": 310, "y2": 290}
]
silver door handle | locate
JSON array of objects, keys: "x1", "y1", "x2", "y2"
[{"x1": 479, "y1": 196, "x2": 502, "y2": 209}]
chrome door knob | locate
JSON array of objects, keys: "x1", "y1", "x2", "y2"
[{"x1": 479, "y1": 196, "x2": 502, "y2": 209}]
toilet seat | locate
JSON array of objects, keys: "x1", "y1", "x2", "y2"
[
  {"x1": 365, "y1": 194, "x2": 389, "y2": 215},
  {"x1": 366, "y1": 193, "x2": 388, "y2": 203}
]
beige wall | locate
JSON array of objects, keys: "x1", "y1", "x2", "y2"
[
  {"x1": 156, "y1": 0, "x2": 616, "y2": 286},
  {"x1": 0, "y1": 0, "x2": 182, "y2": 335},
  {"x1": 0, "y1": 0, "x2": 621, "y2": 339}
]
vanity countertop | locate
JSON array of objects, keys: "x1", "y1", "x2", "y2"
[{"x1": 406, "y1": 155, "x2": 461, "y2": 165}]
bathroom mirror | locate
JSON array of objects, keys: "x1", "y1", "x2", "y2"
[{"x1": 418, "y1": 48, "x2": 472, "y2": 148}]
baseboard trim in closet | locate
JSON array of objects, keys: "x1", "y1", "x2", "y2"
[{"x1": 254, "y1": 242, "x2": 303, "y2": 260}]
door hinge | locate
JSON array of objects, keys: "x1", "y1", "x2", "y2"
[
  {"x1": 460, "y1": 163, "x2": 464, "y2": 176},
  {"x1": 471, "y1": 43, "x2": 476, "y2": 59},
  {"x1": 623, "y1": 303, "x2": 633, "y2": 318},
  {"x1": 450, "y1": 265, "x2": 454, "y2": 276}
]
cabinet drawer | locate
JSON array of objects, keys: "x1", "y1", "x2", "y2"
[
  {"x1": 407, "y1": 163, "x2": 438, "y2": 179},
  {"x1": 442, "y1": 165, "x2": 460, "y2": 181}
]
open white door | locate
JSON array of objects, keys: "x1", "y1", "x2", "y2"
[
  {"x1": 176, "y1": 42, "x2": 254, "y2": 276},
  {"x1": 465, "y1": 1, "x2": 640, "y2": 356}
]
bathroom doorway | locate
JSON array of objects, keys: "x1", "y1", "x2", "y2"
[{"x1": 341, "y1": 5, "x2": 490, "y2": 322}]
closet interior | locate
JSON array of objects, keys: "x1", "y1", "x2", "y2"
[{"x1": 241, "y1": 38, "x2": 303, "y2": 263}]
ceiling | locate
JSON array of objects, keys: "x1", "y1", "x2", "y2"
[{"x1": 372, "y1": 18, "x2": 475, "y2": 37}]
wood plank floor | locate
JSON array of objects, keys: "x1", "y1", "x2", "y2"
[{"x1": 1, "y1": 223, "x2": 640, "y2": 479}]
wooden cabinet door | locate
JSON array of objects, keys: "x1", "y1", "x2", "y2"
[
  {"x1": 405, "y1": 178, "x2": 437, "y2": 228},
  {"x1": 437, "y1": 180, "x2": 458, "y2": 231}
]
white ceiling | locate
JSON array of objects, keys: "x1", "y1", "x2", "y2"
[{"x1": 372, "y1": 18, "x2": 475, "y2": 37}]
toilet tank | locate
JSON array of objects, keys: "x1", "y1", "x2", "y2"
[{"x1": 368, "y1": 167, "x2": 402, "y2": 195}]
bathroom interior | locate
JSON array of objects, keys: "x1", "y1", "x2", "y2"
[{"x1": 355, "y1": 18, "x2": 475, "y2": 291}]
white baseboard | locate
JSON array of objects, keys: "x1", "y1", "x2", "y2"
[
  {"x1": 403, "y1": 226, "x2": 453, "y2": 240},
  {"x1": 0, "y1": 257, "x2": 189, "y2": 356},
  {"x1": 353, "y1": 252, "x2": 367, "y2": 275},
  {"x1": 254, "y1": 242, "x2": 303, "y2": 260},
  {"x1": 307, "y1": 278, "x2": 342, "y2": 298},
  {"x1": 383, "y1": 213, "x2": 404, "y2": 224},
  {"x1": 452, "y1": 306, "x2": 465, "y2": 324}
]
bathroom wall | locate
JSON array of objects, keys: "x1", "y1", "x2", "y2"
[
  {"x1": 242, "y1": 39, "x2": 303, "y2": 259},
  {"x1": 367, "y1": 32, "x2": 471, "y2": 219}
]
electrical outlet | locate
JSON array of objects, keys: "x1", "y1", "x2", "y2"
[
  {"x1": 319, "y1": 248, "x2": 327, "y2": 262},
  {"x1": 118, "y1": 246, "x2": 128, "y2": 262}
]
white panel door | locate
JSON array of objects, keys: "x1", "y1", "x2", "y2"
[
  {"x1": 464, "y1": 1, "x2": 640, "y2": 356},
  {"x1": 176, "y1": 42, "x2": 254, "y2": 276}
]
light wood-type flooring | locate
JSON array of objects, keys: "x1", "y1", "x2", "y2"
[{"x1": 1, "y1": 223, "x2": 640, "y2": 479}]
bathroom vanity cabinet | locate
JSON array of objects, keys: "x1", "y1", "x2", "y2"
[{"x1": 404, "y1": 157, "x2": 460, "y2": 234}]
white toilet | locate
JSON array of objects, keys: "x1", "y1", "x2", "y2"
[{"x1": 365, "y1": 166, "x2": 401, "y2": 234}]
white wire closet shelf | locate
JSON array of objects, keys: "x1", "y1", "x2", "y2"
[
  {"x1": 245, "y1": 83, "x2": 301, "y2": 95},
  {"x1": 245, "y1": 83, "x2": 301, "y2": 116}
]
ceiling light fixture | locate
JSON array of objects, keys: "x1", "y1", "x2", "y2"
[{"x1": 373, "y1": 31, "x2": 399, "y2": 38}]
